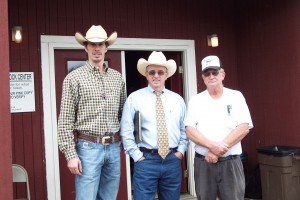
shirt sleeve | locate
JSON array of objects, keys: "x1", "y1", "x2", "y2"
[
  {"x1": 57, "y1": 76, "x2": 78, "y2": 161},
  {"x1": 120, "y1": 94, "x2": 143, "y2": 162},
  {"x1": 185, "y1": 95, "x2": 198, "y2": 128},
  {"x1": 236, "y1": 91, "x2": 253, "y2": 129},
  {"x1": 177, "y1": 98, "x2": 189, "y2": 155},
  {"x1": 118, "y1": 80, "x2": 126, "y2": 122}
]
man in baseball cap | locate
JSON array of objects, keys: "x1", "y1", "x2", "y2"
[{"x1": 185, "y1": 55, "x2": 253, "y2": 199}]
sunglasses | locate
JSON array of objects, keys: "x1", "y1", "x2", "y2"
[
  {"x1": 147, "y1": 70, "x2": 167, "y2": 76},
  {"x1": 203, "y1": 70, "x2": 220, "y2": 77}
]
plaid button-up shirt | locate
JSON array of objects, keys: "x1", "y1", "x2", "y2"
[{"x1": 58, "y1": 62, "x2": 126, "y2": 161}]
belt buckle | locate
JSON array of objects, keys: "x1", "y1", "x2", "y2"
[{"x1": 101, "y1": 136, "x2": 111, "y2": 145}]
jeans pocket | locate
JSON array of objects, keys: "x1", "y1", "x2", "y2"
[
  {"x1": 136, "y1": 152, "x2": 150, "y2": 162},
  {"x1": 174, "y1": 152, "x2": 183, "y2": 160}
]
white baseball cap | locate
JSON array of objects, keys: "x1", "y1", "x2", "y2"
[{"x1": 201, "y1": 55, "x2": 221, "y2": 72}]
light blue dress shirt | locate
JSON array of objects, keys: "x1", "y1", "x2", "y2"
[{"x1": 121, "y1": 85, "x2": 189, "y2": 162}]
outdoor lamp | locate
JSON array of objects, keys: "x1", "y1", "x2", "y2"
[
  {"x1": 12, "y1": 26, "x2": 22, "y2": 43},
  {"x1": 207, "y1": 34, "x2": 218, "y2": 47}
]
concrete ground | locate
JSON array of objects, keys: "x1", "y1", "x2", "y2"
[
  {"x1": 179, "y1": 194, "x2": 262, "y2": 200},
  {"x1": 180, "y1": 193, "x2": 197, "y2": 199}
]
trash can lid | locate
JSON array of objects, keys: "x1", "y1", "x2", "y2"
[{"x1": 257, "y1": 145, "x2": 300, "y2": 156}]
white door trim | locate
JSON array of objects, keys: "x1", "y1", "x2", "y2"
[{"x1": 40, "y1": 35, "x2": 198, "y2": 200}]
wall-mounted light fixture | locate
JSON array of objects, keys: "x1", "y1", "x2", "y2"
[
  {"x1": 12, "y1": 26, "x2": 22, "y2": 43},
  {"x1": 207, "y1": 34, "x2": 218, "y2": 47}
]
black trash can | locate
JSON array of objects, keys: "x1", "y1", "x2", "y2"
[
  {"x1": 240, "y1": 151, "x2": 248, "y2": 180},
  {"x1": 257, "y1": 145, "x2": 300, "y2": 200}
]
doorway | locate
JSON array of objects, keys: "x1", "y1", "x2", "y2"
[
  {"x1": 54, "y1": 49, "x2": 127, "y2": 200},
  {"x1": 124, "y1": 50, "x2": 188, "y2": 196},
  {"x1": 41, "y1": 36, "x2": 197, "y2": 199}
]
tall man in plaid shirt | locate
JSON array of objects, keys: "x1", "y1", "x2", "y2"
[{"x1": 57, "y1": 25, "x2": 126, "y2": 200}]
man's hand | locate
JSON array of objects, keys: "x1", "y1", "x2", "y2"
[
  {"x1": 67, "y1": 157, "x2": 82, "y2": 175},
  {"x1": 205, "y1": 151, "x2": 218, "y2": 163},
  {"x1": 138, "y1": 156, "x2": 145, "y2": 162},
  {"x1": 175, "y1": 151, "x2": 183, "y2": 160},
  {"x1": 208, "y1": 141, "x2": 229, "y2": 157}
]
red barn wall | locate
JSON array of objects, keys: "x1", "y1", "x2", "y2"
[
  {"x1": 0, "y1": 0, "x2": 13, "y2": 199},
  {"x1": 235, "y1": 0, "x2": 300, "y2": 170}
]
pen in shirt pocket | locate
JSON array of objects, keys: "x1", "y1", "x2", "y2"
[{"x1": 227, "y1": 105, "x2": 232, "y2": 116}]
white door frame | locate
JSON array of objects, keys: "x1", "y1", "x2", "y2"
[{"x1": 40, "y1": 35, "x2": 197, "y2": 200}]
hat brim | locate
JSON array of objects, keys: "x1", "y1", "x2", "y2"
[
  {"x1": 137, "y1": 59, "x2": 177, "y2": 78},
  {"x1": 202, "y1": 66, "x2": 221, "y2": 72},
  {"x1": 75, "y1": 31, "x2": 117, "y2": 46}
]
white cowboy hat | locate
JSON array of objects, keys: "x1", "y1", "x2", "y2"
[
  {"x1": 75, "y1": 25, "x2": 117, "y2": 46},
  {"x1": 137, "y1": 51, "x2": 177, "y2": 78}
]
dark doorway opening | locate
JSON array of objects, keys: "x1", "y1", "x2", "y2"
[{"x1": 124, "y1": 50, "x2": 188, "y2": 195}]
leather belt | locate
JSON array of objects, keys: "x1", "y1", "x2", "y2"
[
  {"x1": 76, "y1": 131, "x2": 120, "y2": 145},
  {"x1": 140, "y1": 147, "x2": 178, "y2": 154},
  {"x1": 195, "y1": 152, "x2": 239, "y2": 162}
]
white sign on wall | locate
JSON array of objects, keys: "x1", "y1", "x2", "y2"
[{"x1": 10, "y1": 72, "x2": 36, "y2": 113}]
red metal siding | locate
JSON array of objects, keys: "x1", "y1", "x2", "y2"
[
  {"x1": 235, "y1": 0, "x2": 300, "y2": 171},
  {"x1": 0, "y1": 0, "x2": 13, "y2": 199}
]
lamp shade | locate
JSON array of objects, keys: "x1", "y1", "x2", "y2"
[
  {"x1": 207, "y1": 34, "x2": 218, "y2": 47},
  {"x1": 12, "y1": 26, "x2": 22, "y2": 43}
]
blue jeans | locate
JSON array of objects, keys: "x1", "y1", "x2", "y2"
[
  {"x1": 75, "y1": 139, "x2": 121, "y2": 200},
  {"x1": 133, "y1": 152, "x2": 182, "y2": 200}
]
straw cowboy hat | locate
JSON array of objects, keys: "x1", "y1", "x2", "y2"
[
  {"x1": 75, "y1": 25, "x2": 117, "y2": 46},
  {"x1": 137, "y1": 51, "x2": 177, "y2": 78}
]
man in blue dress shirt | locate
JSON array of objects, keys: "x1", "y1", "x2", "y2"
[{"x1": 121, "y1": 51, "x2": 189, "y2": 200}]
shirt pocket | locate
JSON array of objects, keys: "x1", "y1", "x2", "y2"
[
  {"x1": 224, "y1": 112, "x2": 238, "y2": 130},
  {"x1": 164, "y1": 103, "x2": 181, "y2": 121}
]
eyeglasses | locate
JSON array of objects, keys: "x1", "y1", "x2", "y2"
[
  {"x1": 203, "y1": 70, "x2": 220, "y2": 77},
  {"x1": 146, "y1": 70, "x2": 167, "y2": 76}
]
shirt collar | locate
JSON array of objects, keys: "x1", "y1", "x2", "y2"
[
  {"x1": 86, "y1": 61, "x2": 109, "y2": 73},
  {"x1": 147, "y1": 85, "x2": 166, "y2": 95}
]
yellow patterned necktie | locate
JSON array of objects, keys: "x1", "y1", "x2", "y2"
[{"x1": 155, "y1": 91, "x2": 169, "y2": 159}]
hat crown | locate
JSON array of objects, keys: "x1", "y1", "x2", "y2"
[
  {"x1": 147, "y1": 51, "x2": 167, "y2": 64},
  {"x1": 137, "y1": 51, "x2": 177, "y2": 78},
  {"x1": 85, "y1": 25, "x2": 108, "y2": 40},
  {"x1": 75, "y1": 25, "x2": 117, "y2": 46},
  {"x1": 201, "y1": 55, "x2": 221, "y2": 71}
]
